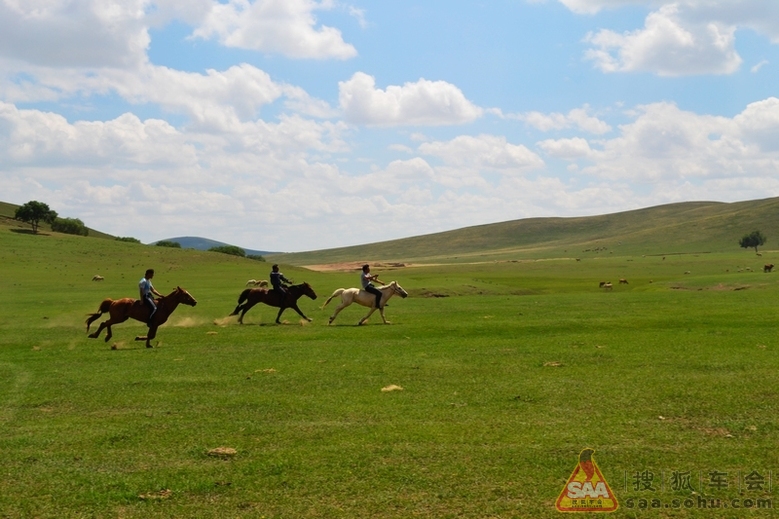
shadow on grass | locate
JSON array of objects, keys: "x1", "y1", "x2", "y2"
[{"x1": 10, "y1": 229, "x2": 48, "y2": 235}]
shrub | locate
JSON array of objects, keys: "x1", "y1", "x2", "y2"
[
  {"x1": 156, "y1": 240, "x2": 182, "y2": 248},
  {"x1": 115, "y1": 237, "x2": 141, "y2": 243},
  {"x1": 51, "y1": 217, "x2": 88, "y2": 236},
  {"x1": 208, "y1": 245, "x2": 246, "y2": 257}
]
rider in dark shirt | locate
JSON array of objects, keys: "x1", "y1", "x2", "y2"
[{"x1": 270, "y1": 264, "x2": 291, "y2": 299}]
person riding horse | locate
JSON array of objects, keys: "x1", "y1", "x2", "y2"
[
  {"x1": 139, "y1": 268, "x2": 162, "y2": 325},
  {"x1": 270, "y1": 264, "x2": 292, "y2": 300},
  {"x1": 361, "y1": 264, "x2": 385, "y2": 309}
]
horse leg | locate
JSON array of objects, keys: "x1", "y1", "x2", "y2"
[
  {"x1": 230, "y1": 303, "x2": 244, "y2": 317},
  {"x1": 87, "y1": 320, "x2": 108, "y2": 339},
  {"x1": 238, "y1": 302, "x2": 257, "y2": 324},
  {"x1": 275, "y1": 307, "x2": 286, "y2": 324},
  {"x1": 289, "y1": 303, "x2": 312, "y2": 323},
  {"x1": 378, "y1": 306, "x2": 391, "y2": 325},
  {"x1": 359, "y1": 307, "x2": 377, "y2": 326},
  {"x1": 328, "y1": 302, "x2": 350, "y2": 325},
  {"x1": 135, "y1": 325, "x2": 157, "y2": 348}
]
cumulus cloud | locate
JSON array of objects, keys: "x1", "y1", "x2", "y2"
[
  {"x1": 537, "y1": 137, "x2": 593, "y2": 160},
  {"x1": 418, "y1": 134, "x2": 544, "y2": 171},
  {"x1": 511, "y1": 105, "x2": 611, "y2": 134},
  {"x1": 339, "y1": 72, "x2": 483, "y2": 127},
  {"x1": 563, "y1": 1, "x2": 779, "y2": 76},
  {"x1": 575, "y1": 101, "x2": 779, "y2": 182},
  {"x1": 0, "y1": 0, "x2": 150, "y2": 68},
  {"x1": 0, "y1": 102, "x2": 196, "y2": 168},
  {"x1": 584, "y1": 4, "x2": 742, "y2": 76},
  {"x1": 191, "y1": 0, "x2": 357, "y2": 60},
  {"x1": 0, "y1": 61, "x2": 340, "y2": 133},
  {"x1": 734, "y1": 97, "x2": 779, "y2": 152}
]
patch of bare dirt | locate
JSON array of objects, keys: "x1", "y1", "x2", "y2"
[{"x1": 305, "y1": 261, "x2": 412, "y2": 272}]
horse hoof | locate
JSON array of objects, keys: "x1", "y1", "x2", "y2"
[{"x1": 146, "y1": 344, "x2": 153, "y2": 348}]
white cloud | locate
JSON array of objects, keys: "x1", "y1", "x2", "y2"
[
  {"x1": 191, "y1": 0, "x2": 357, "y2": 60},
  {"x1": 0, "y1": 61, "x2": 339, "y2": 132},
  {"x1": 418, "y1": 134, "x2": 544, "y2": 171},
  {"x1": 0, "y1": 102, "x2": 196, "y2": 168},
  {"x1": 576, "y1": 101, "x2": 779, "y2": 182},
  {"x1": 512, "y1": 105, "x2": 612, "y2": 134},
  {"x1": 734, "y1": 97, "x2": 779, "y2": 152},
  {"x1": 750, "y1": 60, "x2": 768, "y2": 73},
  {"x1": 584, "y1": 4, "x2": 742, "y2": 76},
  {"x1": 537, "y1": 137, "x2": 593, "y2": 160},
  {"x1": 0, "y1": 0, "x2": 150, "y2": 68},
  {"x1": 339, "y1": 72, "x2": 483, "y2": 127}
]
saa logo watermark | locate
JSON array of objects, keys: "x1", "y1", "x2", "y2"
[{"x1": 556, "y1": 448, "x2": 618, "y2": 513}]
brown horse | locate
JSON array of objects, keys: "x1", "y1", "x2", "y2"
[
  {"x1": 230, "y1": 282, "x2": 317, "y2": 324},
  {"x1": 85, "y1": 287, "x2": 197, "y2": 348}
]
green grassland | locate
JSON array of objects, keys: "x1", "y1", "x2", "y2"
[{"x1": 2, "y1": 201, "x2": 779, "y2": 518}]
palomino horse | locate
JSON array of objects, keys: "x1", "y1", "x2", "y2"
[
  {"x1": 85, "y1": 287, "x2": 197, "y2": 348},
  {"x1": 322, "y1": 281, "x2": 408, "y2": 325},
  {"x1": 230, "y1": 282, "x2": 317, "y2": 324}
]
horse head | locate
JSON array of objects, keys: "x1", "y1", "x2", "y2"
[
  {"x1": 389, "y1": 281, "x2": 408, "y2": 299},
  {"x1": 175, "y1": 286, "x2": 198, "y2": 307},
  {"x1": 298, "y1": 282, "x2": 318, "y2": 300}
]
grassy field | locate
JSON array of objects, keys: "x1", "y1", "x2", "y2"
[{"x1": 3, "y1": 214, "x2": 779, "y2": 517}]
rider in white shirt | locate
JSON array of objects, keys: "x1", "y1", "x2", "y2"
[
  {"x1": 139, "y1": 269, "x2": 162, "y2": 325},
  {"x1": 361, "y1": 264, "x2": 384, "y2": 309}
]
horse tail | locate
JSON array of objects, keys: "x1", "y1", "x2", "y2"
[
  {"x1": 321, "y1": 288, "x2": 345, "y2": 309},
  {"x1": 85, "y1": 299, "x2": 112, "y2": 331},
  {"x1": 237, "y1": 288, "x2": 252, "y2": 305},
  {"x1": 228, "y1": 288, "x2": 252, "y2": 316}
]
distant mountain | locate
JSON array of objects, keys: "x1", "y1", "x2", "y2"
[{"x1": 156, "y1": 236, "x2": 275, "y2": 257}]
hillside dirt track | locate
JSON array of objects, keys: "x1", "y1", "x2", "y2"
[{"x1": 304, "y1": 261, "x2": 412, "y2": 272}]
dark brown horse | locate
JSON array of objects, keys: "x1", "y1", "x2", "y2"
[
  {"x1": 85, "y1": 287, "x2": 197, "y2": 348},
  {"x1": 230, "y1": 282, "x2": 317, "y2": 324}
]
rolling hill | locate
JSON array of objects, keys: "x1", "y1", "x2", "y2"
[
  {"x1": 267, "y1": 197, "x2": 779, "y2": 266},
  {"x1": 4, "y1": 197, "x2": 779, "y2": 267}
]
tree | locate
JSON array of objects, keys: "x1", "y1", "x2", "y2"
[
  {"x1": 739, "y1": 230, "x2": 767, "y2": 253},
  {"x1": 116, "y1": 237, "x2": 141, "y2": 243},
  {"x1": 14, "y1": 201, "x2": 58, "y2": 234},
  {"x1": 155, "y1": 240, "x2": 181, "y2": 248},
  {"x1": 208, "y1": 245, "x2": 246, "y2": 257},
  {"x1": 51, "y1": 217, "x2": 88, "y2": 236}
]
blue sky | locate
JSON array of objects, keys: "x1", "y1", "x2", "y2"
[{"x1": 2, "y1": 0, "x2": 778, "y2": 252}]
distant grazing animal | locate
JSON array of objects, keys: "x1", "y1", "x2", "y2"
[
  {"x1": 230, "y1": 282, "x2": 317, "y2": 324},
  {"x1": 765, "y1": 264, "x2": 774, "y2": 273},
  {"x1": 246, "y1": 279, "x2": 269, "y2": 287},
  {"x1": 619, "y1": 278, "x2": 628, "y2": 284},
  {"x1": 322, "y1": 281, "x2": 408, "y2": 325},
  {"x1": 599, "y1": 281, "x2": 608, "y2": 288},
  {"x1": 92, "y1": 275, "x2": 104, "y2": 281},
  {"x1": 601, "y1": 282, "x2": 613, "y2": 290},
  {"x1": 85, "y1": 287, "x2": 197, "y2": 348}
]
